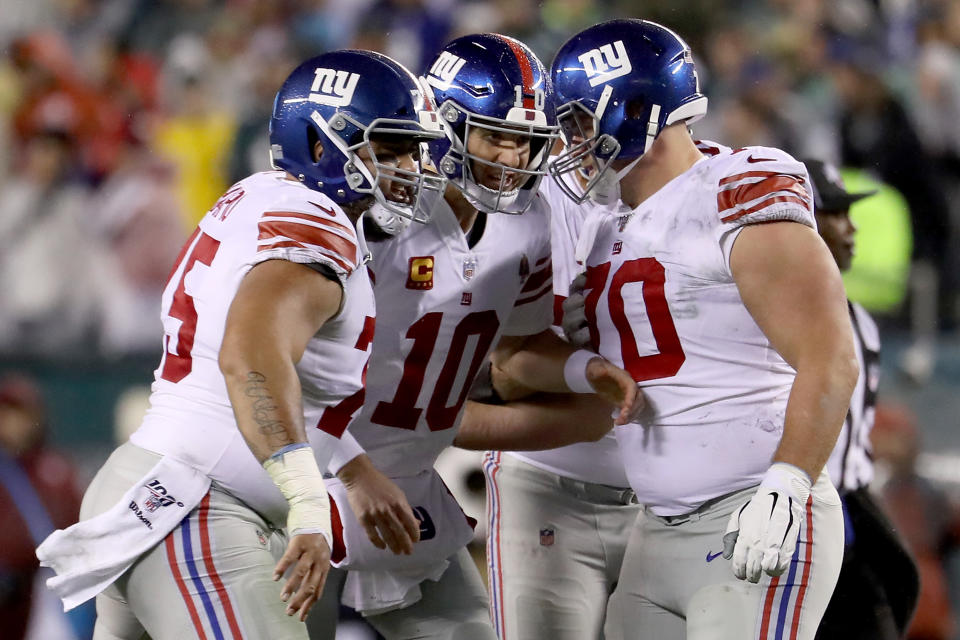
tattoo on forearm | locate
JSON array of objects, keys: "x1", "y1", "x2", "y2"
[{"x1": 243, "y1": 371, "x2": 295, "y2": 450}]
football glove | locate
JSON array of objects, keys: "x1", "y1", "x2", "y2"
[
  {"x1": 561, "y1": 273, "x2": 591, "y2": 349},
  {"x1": 722, "y1": 462, "x2": 810, "y2": 583}
]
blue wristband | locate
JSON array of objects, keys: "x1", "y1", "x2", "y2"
[{"x1": 269, "y1": 442, "x2": 310, "y2": 460}]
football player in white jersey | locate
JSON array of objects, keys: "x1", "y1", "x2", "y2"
[
  {"x1": 36, "y1": 50, "x2": 445, "y2": 640},
  {"x1": 467, "y1": 117, "x2": 642, "y2": 638},
  {"x1": 550, "y1": 20, "x2": 859, "y2": 640},
  {"x1": 307, "y1": 34, "x2": 641, "y2": 640}
]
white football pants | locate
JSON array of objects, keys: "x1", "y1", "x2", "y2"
[
  {"x1": 483, "y1": 452, "x2": 641, "y2": 639},
  {"x1": 82, "y1": 442, "x2": 306, "y2": 640},
  {"x1": 606, "y1": 472, "x2": 843, "y2": 640}
]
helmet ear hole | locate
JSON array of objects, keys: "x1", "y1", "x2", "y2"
[
  {"x1": 307, "y1": 126, "x2": 322, "y2": 162},
  {"x1": 626, "y1": 99, "x2": 647, "y2": 121}
]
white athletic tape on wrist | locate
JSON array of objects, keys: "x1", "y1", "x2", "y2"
[
  {"x1": 563, "y1": 349, "x2": 597, "y2": 393},
  {"x1": 263, "y1": 445, "x2": 332, "y2": 546}
]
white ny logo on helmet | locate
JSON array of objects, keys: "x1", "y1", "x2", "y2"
[
  {"x1": 426, "y1": 51, "x2": 466, "y2": 91},
  {"x1": 309, "y1": 68, "x2": 361, "y2": 107},
  {"x1": 578, "y1": 40, "x2": 632, "y2": 87}
]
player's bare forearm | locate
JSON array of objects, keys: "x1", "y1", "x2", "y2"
[
  {"x1": 773, "y1": 362, "x2": 857, "y2": 480},
  {"x1": 223, "y1": 363, "x2": 305, "y2": 462},
  {"x1": 220, "y1": 260, "x2": 343, "y2": 462},
  {"x1": 455, "y1": 393, "x2": 614, "y2": 451},
  {"x1": 491, "y1": 330, "x2": 577, "y2": 392},
  {"x1": 732, "y1": 221, "x2": 859, "y2": 480}
]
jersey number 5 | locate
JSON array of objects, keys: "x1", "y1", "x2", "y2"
[
  {"x1": 584, "y1": 257, "x2": 685, "y2": 382},
  {"x1": 159, "y1": 230, "x2": 221, "y2": 383}
]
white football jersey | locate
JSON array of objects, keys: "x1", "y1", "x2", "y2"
[
  {"x1": 343, "y1": 189, "x2": 554, "y2": 477},
  {"x1": 580, "y1": 146, "x2": 816, "y2": 515},
  {"x1": 507, "y1": 174, "x2": 631, "y2": 488},
  {"x1": 131, "y1": 171, "x2": 375, "y2": 526}
]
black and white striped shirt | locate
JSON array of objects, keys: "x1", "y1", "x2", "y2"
[{"x1": 826, "y1": 301, "x2": 880, "y2": 493}]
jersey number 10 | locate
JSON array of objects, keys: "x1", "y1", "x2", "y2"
[{"x1": 372, "y1": 310, "x2": 500, "y2": 432}]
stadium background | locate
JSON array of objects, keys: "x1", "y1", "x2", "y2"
[{"x1": 1, "y1": 0, "x2": 959, "y2": 638}]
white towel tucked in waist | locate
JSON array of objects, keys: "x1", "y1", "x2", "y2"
[
  {"x1": 36, "y1": 456, "x2": 211, "y2": 610},
  {"x1": 341, "y1": 559, "x2": 450, "y2": 615}
]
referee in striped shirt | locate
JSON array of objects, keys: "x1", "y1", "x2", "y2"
[{"x1": 803, "y1": 159, "x2": 920, "y2": 640}]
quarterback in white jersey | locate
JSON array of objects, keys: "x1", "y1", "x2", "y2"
[
  {"x1": 36, "y1": 51, "x2": 444, "y2": 640},
  {"x1": 309, "y1": 34, "x2": 640, "y2": 640},
  {"x1": 550, "y1": 20, "x2": 858, "y2": 640}
]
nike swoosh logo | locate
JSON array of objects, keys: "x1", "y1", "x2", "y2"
[
  {"x1": 747, "y1": 155, "x2": 776, "y2": 163},
  {"x1": 706, "y1": 550, "x2": 723, "y2": 562},
  {"x1": 308, "y1": 201, "x2": 337, "y2": 216}
]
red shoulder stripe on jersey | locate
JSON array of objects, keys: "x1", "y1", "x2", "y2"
[
  {"x1": 262, "y1": 210, "x2": 353, "y2": 235},
  {"x1": 535, "y1": 255, "x2": 550, "y2": 267},
  {"x1": 717, "y1": 175, "x2": 810, "y2": 213},
  {"x1": 514, "y1": 281, "x2": 552, "y2": 306},
  {"x1": 553, "y1": 294, "x2": 566, "y2": 326},
  {"x1": 520, "y1": 263, "x2": 553, "y2": 294},
  {"x1": 719, "y1": 195, "x2": 810, "y2": 223},
  {"x1": 258, "y1": 221, "x2": 357, "y2": 267},
  {"x1": 259, "y1": 240, "x2": 354, "y2": 273},
  {"x1": 494, "y1": 34, "x2": 535, "y2": 108},
  {"x1": 695, "y1": 140, "x2": 722, "y2": 156},
  {"x1": 719, "y1": 169, "x2": 786, "y2": 186}
]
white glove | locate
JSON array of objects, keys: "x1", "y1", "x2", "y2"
[
  {"x1": 561, "y1": 273, "x2": 591, "y2": 349},
  {"x1": 722, "y1": 462, "x2": 811, "y2": 583}
]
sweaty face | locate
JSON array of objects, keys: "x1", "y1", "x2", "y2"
[
  {"x1": 815, "y1": 210, "x2": 857, "y2": 271},
  {"x1": 466, "y1": 126, "x2": 532, "y2": 192}
]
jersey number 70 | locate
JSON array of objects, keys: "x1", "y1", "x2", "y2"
[{"x1": 583, "y1": 257, "x2": 685, "y2": 382}]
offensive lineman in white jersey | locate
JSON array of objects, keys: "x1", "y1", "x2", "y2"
[
  {"x1": 551, "y1": 20, "x2": 859, "y2": 640},
  {"x1": 308, "y1": 34, "x2": 641, "y2": 640},
  {"x1": 36, "y1": 51, "x2": 445, "y2": 640}
]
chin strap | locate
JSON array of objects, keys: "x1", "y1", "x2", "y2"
[{"x1": 590, "y1": 153, "x2": 643, "y2": 207}]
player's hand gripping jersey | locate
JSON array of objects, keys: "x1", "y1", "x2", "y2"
[
  {"x1": 580, "y1": 145, "x2": 816, "y2": 515},
  {"x1": 131, "y1": 171, "x2": 375, "y2": 527}
]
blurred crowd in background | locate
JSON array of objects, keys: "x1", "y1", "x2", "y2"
[
  {"x1": 1, "y1": 0, "x2": 960, "y2": 358},
  {"x1": 2, "y1": 0, "x2": 960, "y2": 638}
]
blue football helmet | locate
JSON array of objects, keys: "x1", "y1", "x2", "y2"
[
  {"x1": 548, "y1": 20, "x2": 708, "y2": 204},
  {"x1": 269, "y1": 50, "x2": 446, "y2": 226},
  {"x1": 422, "y1": 33, "x2": 559, "y2": 214}
]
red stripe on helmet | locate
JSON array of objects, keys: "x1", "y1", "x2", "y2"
[{"x1": 494, "y1": 34, "x2": 535, "y2": 109}]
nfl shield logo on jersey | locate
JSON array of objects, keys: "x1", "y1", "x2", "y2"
[
  {"x1": 462, "y1": 257, "x2": 477, "y2": 281},
  {"x1": 519, "y1": 254, "x2": 530, "y2": 281},
  {"x1": 141, "y1": 479, "x2": 184, "y2": 512},
  {"x1": 539, "y1": 528, "x2": 555, "y2": 546}
]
